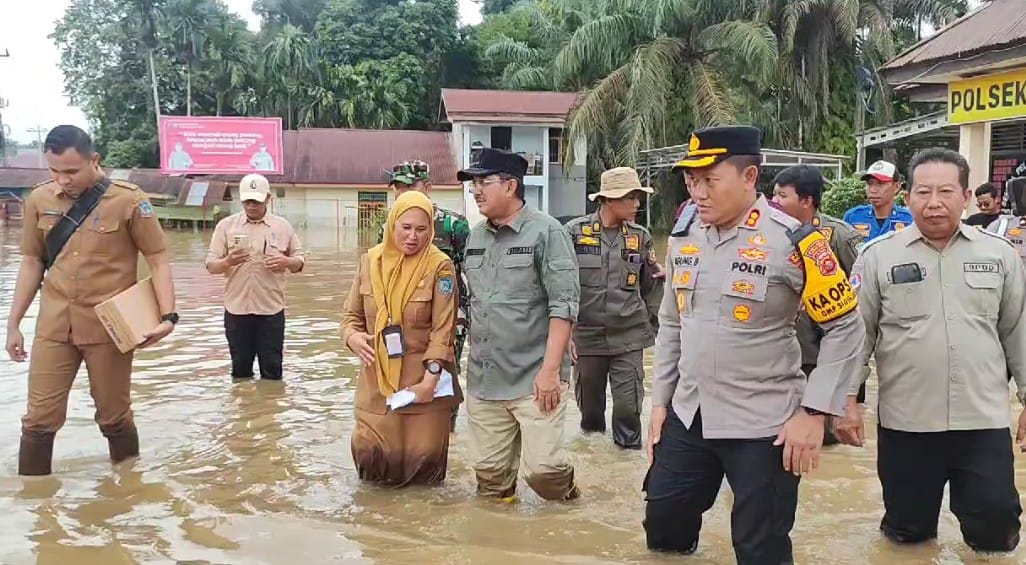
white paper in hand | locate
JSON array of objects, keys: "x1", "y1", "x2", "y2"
[{"x1": 386, "y1": 369, "x2": 456, "y2": 410}]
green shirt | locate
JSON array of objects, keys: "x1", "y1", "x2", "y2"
[{"x1": 464, "y1": 206, "x2": 580, "y2": 400}]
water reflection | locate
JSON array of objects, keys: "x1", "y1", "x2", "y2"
[{"x1": 0, "y1": 224, "x2": 1024, "y2": 563}]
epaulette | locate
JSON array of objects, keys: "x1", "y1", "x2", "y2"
[
  {"x1": 786, "y1": 224, "x2": 817, "y2": 246},
  {"x1": 111, "y1": 179, "x2": 141, "y2": 191},
  {"x1": 670, "y1": 204, "x2": 698, "y2": 236},
  {"x1": 626, "y1": 219, "x2": 652, "y2": 235},
  {"x1": 858, "y1": 230, "x2": 899, "y2": 254},
  {"x1": 769, "y1": 207, "x2": 801, "y2": 230},
  {"x1": 563, "y1": 215, "x2": 590, "y2": 229},
  {"x1": 977, "y1": 226, "x2": 1017, "y2": 249},
  {"x1": 31, "y1": 179, "x2": 53, "y2": 189}
]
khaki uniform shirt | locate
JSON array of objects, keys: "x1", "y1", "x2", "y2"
[
  {"x1": 464, "y1": 206, "x2": 580, "y2": 401},
  {"x1": 205, "y1": 212, "x2": 304, "y2": 316},
  {"x1": 565, "y1": 213, "x2": 662, "y2": 355},
  {"x1": 340, "y1": 254, "x2": 461, "y2": 415},
  {"x1": 797, "y1": 213, "x2": 863, "y2": 365},
  {"x1": 652, "y1": 196, "x2": 864, "y2": 439},
  {"x1": 985, "y1": 215, "x2": 1026, "y2": 262},
  {"x1": 850, "y1": 224, "x2": 1026, "y2": 432},
  {"x1": 20, "y1": 179, "x2": 167, "y2": 345}
]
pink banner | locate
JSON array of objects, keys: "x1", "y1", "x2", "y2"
[{"x1": 159, "y1": 116, "x2": 284, "y2": 175}]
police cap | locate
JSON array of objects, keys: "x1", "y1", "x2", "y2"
[{"x1": 672, "y1": 125, "x2": 763, "y2": 171}]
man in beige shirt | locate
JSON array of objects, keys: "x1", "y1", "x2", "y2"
[
  {"x1": 837, "y1": 148, "x2": 1026, "y2": 553},
  {"x1": 206, "y1": 174, "x2": 304, "y2": 380}
]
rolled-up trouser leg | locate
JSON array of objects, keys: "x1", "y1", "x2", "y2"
[
  {"x1": 513, "y1": 386, "x2": 579, "y2": 501},
  {"x1": 82, "y1": 342, "x2": 138, "y2": 463},
  {"x1": 20, "y1": 338, "x2": 83, "y2": 476}
]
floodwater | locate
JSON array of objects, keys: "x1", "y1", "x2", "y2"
[{"x1": 1, "y1": 224, "x2": 1025, "y2": 565}]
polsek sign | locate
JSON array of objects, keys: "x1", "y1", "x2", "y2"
[
  {"x1": 948, "y1": 68, "x2": 1026, "y2": 126},
  {"x1": 159, "y1": 116, "x2": 284, "y2": 175}
]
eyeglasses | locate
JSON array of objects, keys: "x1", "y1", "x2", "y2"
[{"x1": 467, "y1": 177, "x2": 507, "y2": 191}]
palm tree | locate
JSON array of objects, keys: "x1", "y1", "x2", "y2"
[
  {"x1": 164, "y1": 0, "x2": 214, "y2": 116},
  {"x1": 206, "y1": 14, "x2": 255, "y2": 116},
  {"x1": 127, "y1": 0, "x2": 165, "y2": 131},
  {"x1": 262, "y1": 24, "x2": 315, "y2": 129}
]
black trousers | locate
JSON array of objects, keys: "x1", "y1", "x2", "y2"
[
  {"x1": 878, "y1": 426, "x2": 1021, "y2": 551},
  {"x1": 575, "y1": 350, "x2": 644, "y2": 449},
  {"x1": 224, "y1": 310, "x2": 285, "y2": 380},
  {"x1": 644, "y1": 410, "x2": 800, "y2": 564}
]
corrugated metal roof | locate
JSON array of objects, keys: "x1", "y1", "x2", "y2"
[
  {"x1": 0, "y1": 168, "x2": 49, "y2": 188},
  {"x1": 883, "y1": 0, "x2": 1026, "y2": 71},
  {"x1": 0, "y1": 167, "x2": 228, "y2": 206},
  {"x1": 441, "y1": 88, "x2": 580, "y2": 123}
]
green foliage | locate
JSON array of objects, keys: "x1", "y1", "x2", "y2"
[
  {"x1": 481, "y1": 0, "x2": 517, "y2": 15},
  {"x1": 821, "y1": 176, "x2": 868, "y2": 219}
]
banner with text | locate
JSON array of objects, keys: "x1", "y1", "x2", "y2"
[
  {"x1": 159, "y1": 116, "x2": 284, "y2": 175},
  {"x1": 948, "y1": 68, "x2": 1026, "y2": 126}
]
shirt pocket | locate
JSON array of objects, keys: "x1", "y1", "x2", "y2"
[
  {"x1": 963, "y1": 271, "x2": 1001, "y2": 318},
  {"x1": 577, "y1": 253, "x2": 603, "y2": 287},
  {"x1": 81, "y1": 218, "x2": 122, "y2": 256},
  {"x1": 720, "y1": 274, "x2": 768, "y2": 326},
  {"x1": 407, "y1": 286, "x2": 434, "y2": 329},
  {"x1": 500, "y1": 252, "x2": 537, "y2": 296},
  {"x1": 671, "y1": 268, "x2": 698, "y2": 318},
  {"x1": 884, "y1": 281, "x2": 930, "y2": 322}
]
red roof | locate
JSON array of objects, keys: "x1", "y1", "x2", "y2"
[
  {"x1": 289, "y1": 128, "x2": 459, "y2": 185},
  {"x1": 883, "y1": 0, "x2": 1026, "y2": 72},
  {"x1": 441, "y1": 88, "x2": 580, "y2": 124},
  {"x1": 0, "y1": 167, "x2": 48, "y2": 188}
]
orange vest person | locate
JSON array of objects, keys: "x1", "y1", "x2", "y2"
[{"x1": 4, "y1": 125, "x2": 178, "y2": 476}]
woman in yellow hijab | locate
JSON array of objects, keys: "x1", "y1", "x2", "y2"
[{"x1": 341, "y1": 191, "x2": 462, "y2": 486}]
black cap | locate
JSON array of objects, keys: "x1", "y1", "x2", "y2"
[
  {"x1": 672, "y1": 126, "x2": 762, "y2": 171},
  {"x1": 457, "y1": 147, "x2": 528, "y2": 181}
]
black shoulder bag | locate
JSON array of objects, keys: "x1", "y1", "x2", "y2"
[{"x1": 42, "y1": 177, "x2": 111, "y2": 271}]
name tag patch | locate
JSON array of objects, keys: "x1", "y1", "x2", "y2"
[
  {"x1": 506, "y1": 246, "x2": 534, "y2": 255},
  {"x1": 964, "y1": 262, "x2": 999, "y2": 273},
  {"x1": 466, "y1": 248, "x2": 485, "y2": 256},
  {"x1": 575, "y1": 245, "x2": 601, "y2": 255}
]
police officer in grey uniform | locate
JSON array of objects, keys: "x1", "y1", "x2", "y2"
[
  {"x1": 565, "y1": 167, "x2": 664, "y2": 450},
  {"x1": 644, "y1": 126, "x2": 864, "y2": 562},
  {"x1": 771, "y1": 164, "x2": 865, "y2": 443},
  {"x1": 836, "y1": 148, "x2": 1026, "y2": 553},
  {"x1": 986, "y1": 176, "x2": 1026, "y2": 262}
]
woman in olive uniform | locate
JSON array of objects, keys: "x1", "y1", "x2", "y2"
[{"x1": 341, "y1": 191, "x2": 461, "y2": 486}]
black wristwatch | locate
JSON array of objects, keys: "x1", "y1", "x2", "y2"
[
  {"x1": 803, "y1": 406, "x2": 827, "y2": 416},
  {"x1": 426, "y1": 360, "x2": 443, "y2": 375},
  {"x1": 161, "y1": 312, "x2": 180, "y2": 325}
]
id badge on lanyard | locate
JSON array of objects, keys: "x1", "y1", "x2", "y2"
[{"x1": 382, "y1": 322, "x2": 406, "y2": 358}]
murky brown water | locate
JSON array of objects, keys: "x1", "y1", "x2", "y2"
[{"x1": 1, "y1": 223, "x2": 1026, "y2": 564}]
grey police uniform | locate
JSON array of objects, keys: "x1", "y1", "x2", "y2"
[
  {"x1": 565, "y1": 213, "x2": 662, "y2": 449},
  {"x1": 645, "y1": 195, "x2": 864, "y2": 562}
]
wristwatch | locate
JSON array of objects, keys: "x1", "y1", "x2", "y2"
[
  {"x1": 802, "y1": 406, "x2": 827, "y2": 416},
  {"x1": 425, "y1": 360, "x2": 443, "y2": 375},
  {"x1": 160, "y1": 312, "x2": 180, "y2": 325}
]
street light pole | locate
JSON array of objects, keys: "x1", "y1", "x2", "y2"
[{"x1": 27, "y1": 125, "x2": 48, "y2": 168}]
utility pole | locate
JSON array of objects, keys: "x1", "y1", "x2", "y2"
[
  {"x1": 0, "y1": 48, "x2": 9, "y2": 168},
  {"x1": 27, "y1": 125, "x2": 48, "y2": 168}
]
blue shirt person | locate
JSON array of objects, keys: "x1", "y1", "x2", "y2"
[{"x1": 843, "y1": 160, "x2": 912, "y2": 244}]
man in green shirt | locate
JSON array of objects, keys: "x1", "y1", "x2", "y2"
[{"x1": 461, "y1": 148, "x2": 581, "y2": 502}]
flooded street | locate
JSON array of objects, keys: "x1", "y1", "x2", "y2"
[{"x1": 1, "y1": 224, "x2": 1026, "y2": 564}]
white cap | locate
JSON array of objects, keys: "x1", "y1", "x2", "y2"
[
  {"x1": 239, "y1": 173, "x2": 271, "y2": 202},
  {"x1": 861, "y1": 160, "x2": 897, "y2": 183}
]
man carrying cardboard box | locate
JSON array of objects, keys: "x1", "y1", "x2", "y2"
[
  {"x1": 4, "y1": 125, "x2": 179, "y2": 476},
  {"x1": 205, "y1": 173, "x2": 304, "y2": 381}
]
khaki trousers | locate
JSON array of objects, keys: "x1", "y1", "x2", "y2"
[
  {"x1": 22, "y1": 337, "x2": 135, "y2": 434},
  {"x1": 466, "y1": 387, "x2": 578, "y2": 501}
]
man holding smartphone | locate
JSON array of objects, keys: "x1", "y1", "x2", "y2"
[
  {"x1": 837, "y1": 148, "x2": 1026, "y2": 553},
  {"x1": 206, "y1": 173, "x2": 305, "y2": 381}
]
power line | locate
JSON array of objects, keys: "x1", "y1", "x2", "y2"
[{"x1": 27, "y1": 126, "x2": 48, "y2": 168}]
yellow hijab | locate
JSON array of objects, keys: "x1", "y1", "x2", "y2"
[{"x1": 368, "y1": 191, "x2": 449, "y2": 396}]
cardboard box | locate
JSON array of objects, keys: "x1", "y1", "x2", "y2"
[{"x1": 94, "y1": 277, "x2": 161, "y2": 353}]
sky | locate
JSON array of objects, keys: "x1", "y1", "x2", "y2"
[{"x1": 0, "y1": 0, "x2": 484, "y2": 145}]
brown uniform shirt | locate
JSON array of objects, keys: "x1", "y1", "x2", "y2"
[
  {"x1": 205, "y1": 212, "x2": 305, "y2": 315},
  {"x1": 341, "y1": 254, "x2": 462, "y2": 415},
  {"x1": 20, "y1": 179, "x2": 167, "y2": 345}
]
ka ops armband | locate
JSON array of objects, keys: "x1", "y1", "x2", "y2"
[{"x1": 788, "y1": 226, "x2": 858, "y2": 324}]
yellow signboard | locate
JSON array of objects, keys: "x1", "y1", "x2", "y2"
[{"x1": 948, "y1": 68, "x2": 1026, "y2": 125}]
